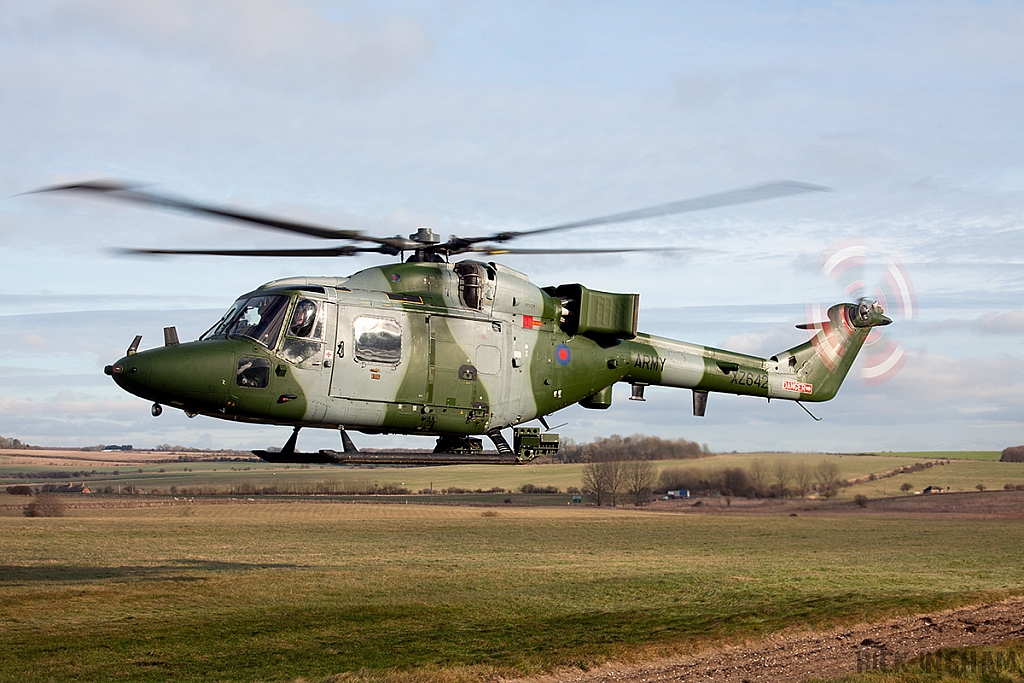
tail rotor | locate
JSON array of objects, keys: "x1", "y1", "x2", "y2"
[{"x1": 815, "y1": 240, "x2": 917, "y2": 386}]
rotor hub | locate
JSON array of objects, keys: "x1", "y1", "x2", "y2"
[{"x1": 409, "y1": 227, "x2": 441, "y2": 245}]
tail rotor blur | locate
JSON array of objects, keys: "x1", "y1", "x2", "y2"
[{"x1": 814, "y1": 240, "x2": 917, "y2": 386}]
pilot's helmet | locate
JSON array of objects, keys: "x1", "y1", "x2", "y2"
[{"x1": 289, "y1": 299, "x2": 317, "y2": 337}]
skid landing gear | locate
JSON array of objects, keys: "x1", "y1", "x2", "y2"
[{"x1": 253, "y1": 425, "x2": 522, "y2": 465}]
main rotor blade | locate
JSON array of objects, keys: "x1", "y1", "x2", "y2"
[
  {"x1": 117, "y1": 245, "x2": 392, "y2": 257},
  {"x1": 467, "y1": 180, "x2": 831, "y2": 245},
  {"x1": 32, "y1": 180, "x2": 396, "y2": 246},
  {"x1": 463, "y1": 245, "x2": 697, "y2": 255}
]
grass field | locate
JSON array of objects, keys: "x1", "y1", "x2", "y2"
[
  {"x1": 6, "y1": 450, "x2": 1024, "y2": 502},
  {"x1": 2, "y1": 502, "x2": 1024, "y2": 682},
  {"x1": 847, "y1": 459, "x2": 1024, "y2": 497},
  {"x1": 881, "y1": 451, "x2": 1004, "y2": 462}
]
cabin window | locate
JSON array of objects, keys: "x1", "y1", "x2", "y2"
[
  {"x1": 353, "y1": 316, "x2": 402, "y2": 364},
  {"x1": 236, "y1": 356, "x2": 271, "y2": 388}
]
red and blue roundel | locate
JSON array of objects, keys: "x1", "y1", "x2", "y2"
[
  {"x1": 555, "y1": 343, "x2": 571, "y2": 366},
  {"x1": 389, "y1": 273, "x2": 401, "y2": 283}
]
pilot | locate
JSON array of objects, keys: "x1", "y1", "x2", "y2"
[{"x1": 289, "y1": 299, "x2": 318, "y2": 338}]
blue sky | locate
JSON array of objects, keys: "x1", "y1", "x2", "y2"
[{"x1": 1, "y1": 1, "x2": 1022, "y2": 452}]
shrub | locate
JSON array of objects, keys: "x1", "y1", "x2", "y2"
[
  {"x1": 6, "y1": 485, "x2": 33, "y2": 496},
  {"x1": 854, "y1": 494, "x2": 869, "y2": 508},
  {"x1": 520, "y1": 483, "x2": 560, "y2": 494},
  {"x1": 23, "y1": 494, "x2": 65, "y2": 518},
  {"x1": 900, "y1": 482, "x2": 913, "y2": 493}
]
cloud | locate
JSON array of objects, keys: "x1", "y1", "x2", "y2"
[
  {"x1": 866, "y1": 350, "x2": 1024, "y2": 410},
  {"x1": 723, "y1": 325, "x2": 807, "y2": 357},
  {"x1": 975, "y1": 310, "x2": 1024, "y2": 335},
  {"x1": 62, "y1": 0, "x2": 432, "y2": 83},
  {"x1": 927, "y1": 310, "x2": 1024, "y2": 336}
]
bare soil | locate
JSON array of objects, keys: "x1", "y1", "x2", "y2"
[
  {"x1": 509, "y1": 597, "x2": 1024, "y2": 683},
  {"x1": 649, "y1": 490, "x2": 1024, "y2": 518}
]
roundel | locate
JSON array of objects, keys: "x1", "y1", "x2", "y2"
[
  {"x1": 389, "y1": 273, "x2": 401, "y2": 283},
  {"x1": 555, "y1": 343, "x2": 571, "y2": 366}
]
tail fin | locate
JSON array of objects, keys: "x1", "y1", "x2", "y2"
[{"x1": 779, "y1": 301, "x2": 890, "y2": 401}]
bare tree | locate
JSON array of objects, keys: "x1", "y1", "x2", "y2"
[
  {"x1": 814, "y1": 460, "x2": 842, "y2": 498},
  {"x1": 773, "y1": 459, "x2": 793, "y2": 498},
  {"x1": 794, "y1": 463, "x2": 813, "y2": 498},
  {"x1": 23, "y1": 494, "x2": 64, "y2": 518},
  {"x1": 581, "y1": 459, "x2": 624, "y2": 506},
  {"x1": 623, "y1": 459, "x2": 657, "y2": 505},
  {"x1": 749, "y1": 458, "x2": 771, "y2": 496}
]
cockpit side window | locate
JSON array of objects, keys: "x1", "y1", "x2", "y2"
[
  {"x1": 223, "y1": 295, "x2": 289, "y2": 348},
  {"x1": 288, "y1": 299, "x2": 320, "y2": 339}
]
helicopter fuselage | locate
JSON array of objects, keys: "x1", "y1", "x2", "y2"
[{"x1": 105, "y1": 259, "x2": 888, "y2": 440}]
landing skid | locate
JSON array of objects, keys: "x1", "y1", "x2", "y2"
[
  {"x1": 252, "y1": 426, "x2": 524, "y2": 465},
  {"x1": 252, "y1": 449, "x2": 520, "y2": 465}
]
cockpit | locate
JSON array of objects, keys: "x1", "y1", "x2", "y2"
[{"x1": 202, "y1": 292, "x2": 327, "y2": 369}]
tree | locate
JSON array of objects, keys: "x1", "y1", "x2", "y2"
[
  {"x1": 794, "y1": 463, "x2": 813, "y2": 498},
  {"x1": 814, "y1": 460, "x2": 841, "y2": 498},
  {"x1": 581, "y1": 459, "x2": 624, "y2": 506},
  {"x1": 976, "y1": 483, "x2": 986, "y2": 492},
  {"x1": 773, "y1": 459, "x2": 794, "y2": 498},
  {"x1": 720, "y1": 467, "x2": 751, "y2": 497},
  {"x1": 749, "y1": 458, "x2": 771, "y2": 496},
  {"x1": 23, "y1": 494, "x2": 64, "y2": 518},
  {"x1": 623, "y1": 459, "x2": 657, "y2": 505},
  {"x1": 900, "y1": 482, "x2": 913, "y2": 493},
  {"x1": 1000, "y1": 446, "x2": 1024, "y2": 463}
]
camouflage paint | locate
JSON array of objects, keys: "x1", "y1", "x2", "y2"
[{"x1": 106, "y1": 262, "x2": 888, "y2": 439}]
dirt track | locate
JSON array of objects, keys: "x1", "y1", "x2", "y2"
[{"x1": 511, "y1": 598, "x2": 1024, "y2": 683}]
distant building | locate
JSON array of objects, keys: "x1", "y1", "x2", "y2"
[
  {"x1": 54, "y1": 483, "x2": 91, "y2": 493},
  {"x1": 922, "y1": 486, "x2": 944, "y2": 494},
  {"x1": 667, "y1": 490, "x2": 691, "y2": 499}
]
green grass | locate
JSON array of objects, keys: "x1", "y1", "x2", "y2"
[
  {"x1": 2, "y1": 503, "x2": 1024, "y2": 682},
  {"x1": 881, "y1": 451, "x2": 1004, "y2": 462},
  {"x1": 847, "y1": 460, "x2": 1024, "y2": 497},
  {"x1": 6, "y1": 451, "x2": 1024, "y2": 504},
  {"x1": 0, "y1": 452, "x2": 956, "y2": 495}
]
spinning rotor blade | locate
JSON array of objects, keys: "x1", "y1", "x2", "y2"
[
  {"x1": 118, "y1": 245, "x2": 393, "y2": 258},
  {"x1": 463, "y1": 246, "x2": 697, "y2": 256},
  {"x1": 814, "y1": 240, "x2": 917, "y2": 386},
  {"x1": 33, "y1": 177, "x2": 829, "y2": 259},
  {"x1": 31, "y1": 180, "x2": 397, "y2": 247},
  {"x1": 457, "y1": 180, "x2": 831, "y2": 247}
]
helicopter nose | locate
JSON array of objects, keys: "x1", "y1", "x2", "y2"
[
  {"x1": 106, "y1": 355, "x2": 153, "y2": 398},
  {"x1": 105, "y1": 342, "x2": 236, "y2": 409}
]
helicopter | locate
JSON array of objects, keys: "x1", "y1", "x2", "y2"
[{"x1": 34, "y1": 180, "x2": 891, "y2": 465}]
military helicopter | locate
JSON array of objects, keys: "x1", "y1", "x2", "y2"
[{"x1": 35, "y1": 180, "x2": 891, "y2": 464}]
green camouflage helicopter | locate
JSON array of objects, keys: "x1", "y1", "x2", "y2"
[{"x1": 37, "y1": 180, "x2": 891, "y2": 464}]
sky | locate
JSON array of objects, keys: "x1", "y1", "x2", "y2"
[{"x1": 1, "y1": 0, "x2": 1022, "y2": 453}]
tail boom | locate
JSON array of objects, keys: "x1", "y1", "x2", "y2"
[{"x1": 621, "y1": 302, "x2": 886, "y2": 407}]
